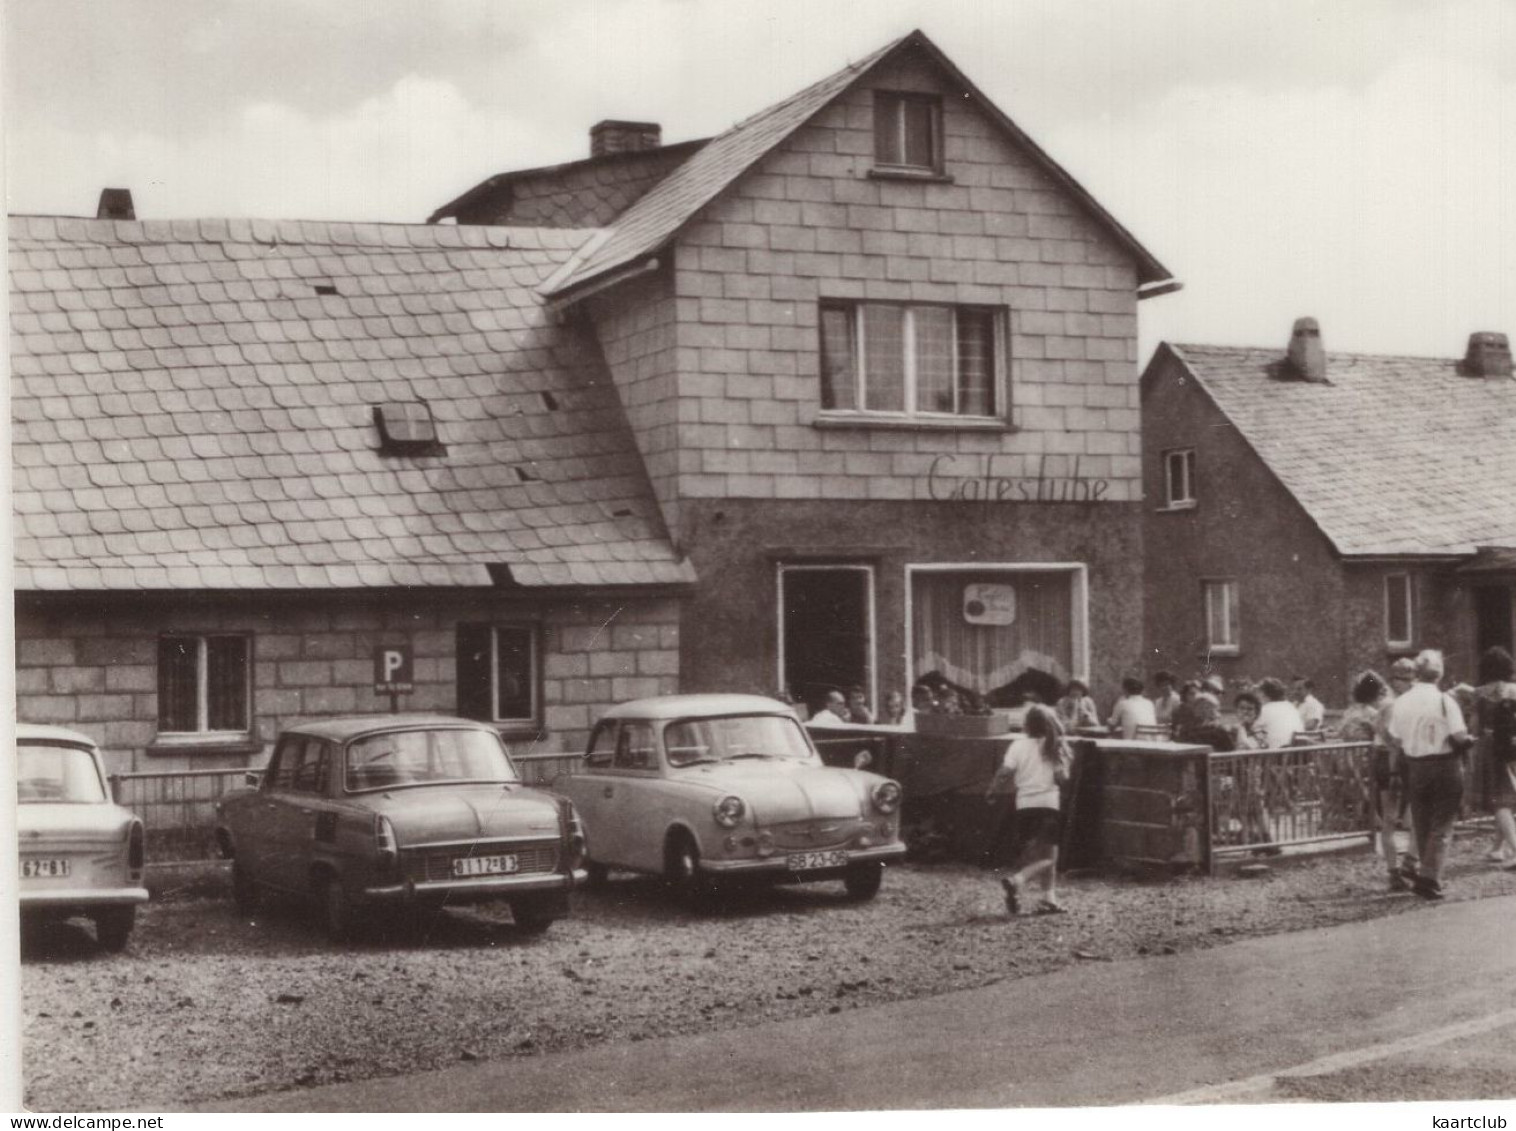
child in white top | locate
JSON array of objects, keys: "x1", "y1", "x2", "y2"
[{"x1": 985, "y1": 704, "x2": 1073, "y2": 915}]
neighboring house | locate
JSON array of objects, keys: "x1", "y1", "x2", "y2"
[
  {"x1": 1141, "y1": 322, "x2": 1516, "y2": 702},
  {"x1": 438, "y1": 29, "x2": 1177, "y2": 717},
  {"x1": 12, "y1": 29, "x2": 1178, "y2": 772}
]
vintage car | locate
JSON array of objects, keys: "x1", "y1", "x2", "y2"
[
  {"x1": 17, "y1": 724, "x2": 148, "y2": 951},
  {"x1": 559, "y1": 694, "x2": 907, "y2": 900},
  {"x1": 214, "y1": 714, "x2": 586, "y2": 939}
]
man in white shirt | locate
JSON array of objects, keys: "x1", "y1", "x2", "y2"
[
  {"x1": 1386, "y1": 650, "x2": 1470, "y2": 900},
  {"x1": 807, "y1": 688, "x2": 850, "y2": 728},
  {"x1": 1291, "y1": 676, "x2": 1326, "y2": 731},
  {"x1": 1107, "y1": 676, "x2": 1157, "y2": 739},
  {"x1": 1255, "y1": 678, "x2": 1305, "y2": 748}
]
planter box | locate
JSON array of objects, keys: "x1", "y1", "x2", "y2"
[{"x1": 914, "y1": 711, "x2": 1014, "y2": 738}]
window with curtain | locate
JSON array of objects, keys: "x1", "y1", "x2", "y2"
[
  {"x1": 157, "y1": 634, "x2": 251, "y2": 735},
  {"x1": 1204, "y1": 579, "x2": 1240, "y2": 653},
  {"x1": 457, "y1": 624, "x2": 539, "y2": 727},
  {"x1": 911, "y1": 571, "x2": 1073, "y2": 701}
]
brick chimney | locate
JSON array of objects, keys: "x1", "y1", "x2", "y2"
[
  {"x1": 1462, "y1": 332, "x2": 1513, "y2": 378},
  {"x1": 1285, "y1": 316, "x2": 1327, "y2": 382},
  {"x1": 96, "y1": 188, "x2": 135, "y2": 220},
  {"x1": 590, "y1": 120, "x2": 661, "y2": 158}
]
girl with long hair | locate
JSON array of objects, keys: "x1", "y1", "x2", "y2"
[{"x1": 985, "y1": 703, "x2": 1073, "y2": 915}]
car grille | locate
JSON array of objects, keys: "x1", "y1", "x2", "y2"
[
  {"x1": 766, "y1": 819, "x2": 855, "y2": 850},
  {"x1": 403, "y1": 841, "x2": 561, "y2": 883}
]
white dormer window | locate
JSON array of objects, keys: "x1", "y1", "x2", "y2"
[{"x1": 1164, "y1": 448, "x2": 1196, "y2": 509}]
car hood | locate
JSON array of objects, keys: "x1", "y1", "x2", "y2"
[
  {"x1": 677, "y1": 761, "x2": 871, "y2": 823},
  {"x1": 18, "y1": 803, "x2": 137, "y2": 843},
  {"x1": 362, "y1": 784, "x2": 563, "y2": 844}
]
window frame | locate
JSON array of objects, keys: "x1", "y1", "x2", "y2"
[
  {"x1": 456, "y1": 623, "x2": 541, "y2": 731},
  {"x1": 873, "y1": 90, "x2": 944, "y2": 174},
  {"x1": 1163, "y1": 448, "x2": 1197, "y2": 509},
  {"x1": 155, "y1": 632, "x2": 252, "y2": 741},
  {"x1": 1385, "y1": 572, "x2": 1414, "y2": 649},
  {"x1": 1203, "y1": 578, "x2": 1241, "y2": 655},
  {"x1": 818, "y1": 300, "x2": 1007, "y2": 424}
]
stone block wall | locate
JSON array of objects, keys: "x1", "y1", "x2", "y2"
[{"x1": 16, "y1": 591, "x2": 680, "y2": 773}]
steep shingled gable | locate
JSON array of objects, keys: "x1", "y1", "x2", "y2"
[
  {"x1": 545, "y1": 29, "x2": 1174, "y2": 301},
  {"x1": 1161, "y1": 342, "x2": 1516, "y2": 557},
  {"x1": 9, "y1": 215, "x2": 696, "y2": 591}
]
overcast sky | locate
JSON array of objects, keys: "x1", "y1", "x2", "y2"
[{"x1": 5, "y1": 0, "x2": 1514, "y2": 363}]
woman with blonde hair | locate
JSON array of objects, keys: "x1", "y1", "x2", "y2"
[{"x1": 985, "y1": 704, "x2": 1073, "y2": 915}]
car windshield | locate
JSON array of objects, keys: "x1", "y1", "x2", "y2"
[
  {"x1": 17, "y1": 743, "x2": 108, "y2": 803},
  {"x1": 664, "y1": 714, "x2": 814, "y2": 768},
  {"x1": 345, "y1": 728, "x2": 520, "y2": 791}
]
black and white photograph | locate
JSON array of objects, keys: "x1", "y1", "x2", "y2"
[{"x1": 4, "y1": 0, "x2": 1515, "y2": 1118}]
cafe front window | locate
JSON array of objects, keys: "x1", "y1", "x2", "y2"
[{"x1": 907, "y1": 565, "x2": 1088, "y2": 707}]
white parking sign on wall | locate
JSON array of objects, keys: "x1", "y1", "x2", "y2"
[{"x1": 373, "y1": 645, "x2": 414, "y2": 694}]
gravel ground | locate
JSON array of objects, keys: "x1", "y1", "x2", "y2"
[{"x1": 20, "y1": 830, "x2": 1516, "y2": 1112}]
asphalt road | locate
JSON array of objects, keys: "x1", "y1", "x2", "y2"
[{"x1": 213, "y1": 891, "x2": 1516, "y2": 1112}]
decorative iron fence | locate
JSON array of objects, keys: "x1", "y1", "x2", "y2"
[
  {"x1": 109, "y1": 768, "x2": 253, "y2": 861},
  {"x1": 1207, "y1": 740, "x2": 1375, "y2": 865}
]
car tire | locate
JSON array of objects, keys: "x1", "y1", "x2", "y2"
[
  {"x1": 231, "y1": 860, "x2": 260, "y2": 915},
  {"x1": 511, "y1": 895, "x2": 557, "y2": 935},
  {"x1": 94, "y1": 906, "x2": 135, "y2": 952},
  {"x1": 584, "y1": 860, "x2": 610, "y2": 888},
  {"x1": 843, "y1": 862, "x2": 884, "y2": 901},
  {"x1": 663, "y1": 831, "x2": 707, "y2": 902},
  {"x1": 319, "y1": 875, "x2": 357, "y2": 943}
]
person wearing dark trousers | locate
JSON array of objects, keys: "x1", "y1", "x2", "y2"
[
  {"x1": 984, "y1": 705, "x2": 1073, "y2": 915},
  {"x1": 1386, "y1": 649, "x2": 1471, "y2": 900}
]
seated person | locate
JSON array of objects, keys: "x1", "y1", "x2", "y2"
[
  {"x1": 1108, "y1": 676, "x2": 1157, "y2": 739},
  {"x1": 1056, "y1": 679, "x2": 1100, "y2": 730}
]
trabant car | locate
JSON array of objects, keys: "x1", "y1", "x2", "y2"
[
  {"x1": 559, "y1": 694, "x2": 906, "y2": 900},
  {"x1": 214, "y1": 715, "x2": 586, "y2": 939},
  {"x1": 17, "y1": 724, "x2": 148, "y2": 951}
]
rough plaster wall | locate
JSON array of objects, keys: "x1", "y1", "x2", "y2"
[{"x1": 15, "y1": 593, "x2": 680, "y2": 772}]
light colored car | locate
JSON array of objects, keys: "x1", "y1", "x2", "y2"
[
  {"x1": 17, "y1": 724, "x2": 148, "y2": 952},
  {"x1": 560, "y1": 694, "x2": 907, "y2": 900},
  {"x1": 214, "y1": 715, "x2": 586, "y2": 940}
]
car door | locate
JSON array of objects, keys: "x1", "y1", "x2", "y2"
[
  {"x1": 261, "y1": 736, "x2": 321, "y2": 892},
  {"x1": 600, "y1": 721, "x2": 665, "y2": 873},
  {"x1": 572, "y1": 722, "x2": 618, "y2": 865}
]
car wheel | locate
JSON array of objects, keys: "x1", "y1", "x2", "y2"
[
  {"x1": 319, "y1": 875, "x2": 357, "y2": 942},
  {"x1": 843, "y1": 862, "x2": 884, "y2": 901},
  {"x1": 511, "y1": 895, "x2": 557, "y2": 935},
  {"x1": 663, "y1": 832, "x2": 707, "y2": 901},
  {"x1": 231, "y1": 860, "x2": 260, "y2": 915},
  {"x1": 584, "y1": 860, "x2": 610, "y2": 888},
  {"x1": 94, "y1": 906, "x2": 135, "y2": 952}
]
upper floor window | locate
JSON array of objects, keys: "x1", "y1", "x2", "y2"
[
  {"x1": 1203, "y1": 579, "x2": 1240, "y2": 654},
  {"x1": 1385, "y1": 573, "x2": 1414, "y2": 648},
  {"x1": 157, "y1": 634, "x2": 251, "y2": 736},
  {"x1": 820, "y1": 301, "x2": 1002, "y2": 420},
  {"x1": 457, "y1": 623, "x2": 539, "y2": 728},
  {"x1": 1164, "y1": 448, "x2": 1196, "y2": 508},
  {"x1": 874, "y1": 91, "x2": 942, "y2": 172}
]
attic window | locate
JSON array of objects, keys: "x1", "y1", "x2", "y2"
[
  {"x1": 873, "y1": 91, "x2": 943, "y2": 174},
  {"x1": 314, "y1": 283, "x2": 339, "y2": 296},
  {"x1": 373, "y1": 401, "x2": 446, "y2": 457}
]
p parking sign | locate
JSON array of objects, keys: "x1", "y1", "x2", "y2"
[{"x1": 374, "y1": 645, "x2": 414, "y2": 694}]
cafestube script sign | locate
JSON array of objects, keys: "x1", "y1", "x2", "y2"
[{"x1": 926, "y1": 454, "x2": 1110, "y2": 502}]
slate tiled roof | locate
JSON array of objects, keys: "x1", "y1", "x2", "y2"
[
  {"x1": 9, "y1": 215, "x2": 696, "y2": 591},
  {"x1": 545, "y1": 28, "x2": 1174, "y2": 299},
  {"x1": 544, "y1": 34, "x2": 905, "y2": 296},
  {"x1": 1165, "y1": 342, "x2": 1516, "y2": 557}
]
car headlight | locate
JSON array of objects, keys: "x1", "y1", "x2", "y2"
[
  {"x1": 871, "y1": 780, "x2": 902, "y2": 815},
  {"x1": 713, "y1": 795, "x2": 746, "y2": 828}
]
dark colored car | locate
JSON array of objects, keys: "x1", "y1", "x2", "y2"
[{"x1": 214, "y1": 715, "x2": 586, "y2": 939}]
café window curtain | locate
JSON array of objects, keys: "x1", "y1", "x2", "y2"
[{"x1": 911, "y1": 571, "x2": 1073, "y2": 694}]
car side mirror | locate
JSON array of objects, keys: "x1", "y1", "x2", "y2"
[{"x1": 245, "y1": 769, "x2": 264, "y2": 789}]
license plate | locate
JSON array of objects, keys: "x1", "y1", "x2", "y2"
[
  {"x1": 787, "y1": 850, "x2": 848, "y2": 871},
  {"x1": 22, "y1": 858, "x2": 70, "y2": 879},
  {"x1": 452, "y1": 854, "x2": 518, "y2": 878}
]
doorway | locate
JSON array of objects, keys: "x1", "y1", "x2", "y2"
[
  {"x1": 778, "y1": 565, "x2": 874, "y2": 713},
  {"x1": 1474, "y1": 585, "x2": 1514, "y2": 657}
]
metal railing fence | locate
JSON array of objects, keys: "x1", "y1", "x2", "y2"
[
  {"x1": 1207, "y1": 740, "x2": 1375, "y2": 862},
  {"x1": 109, "y1": 768, "x2": 252, "y2": 861}
]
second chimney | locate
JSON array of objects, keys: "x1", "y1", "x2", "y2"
[
  {"x1": 590, "y1": 120, "x2": 661, "y2": 158},
  {"x1": 1462, "y1": 332, "x2": 1513, "y2": 378},
  {"x1": 97, "y1": 188, "x2": 135, "y2": 220},
  {"x1": 1285, "y1": 316, "x2": 1328, "y2": 382}
]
